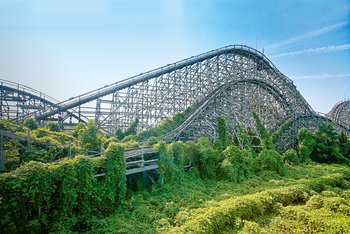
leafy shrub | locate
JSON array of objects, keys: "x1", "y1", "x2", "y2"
[
  {"x1": 162, "y1": 173, "x2": 350, "y2": 233},
  {"x1": 253, "y1": 112, "x2": 275, "y2": 150},
  {"x1": 195, "y1": 138, "x2": 223, "y2": 179},
  {"x1": 255, "y1": 149, "x2": 285, "y2": 175},
  {"x1": 283, "y1": 148, "x2": 299, "y2": 165},
  {"x1": 221, "y1": 146, "x2": 254, "y2": 183},
  {"x1": 0, "y1": 143, "x2": 126, "y2": 233},
  {"x1": 167, "y1": 141, "x2": 187, "y2": 168},
  {"x1": 217, "y1": 116, "x2": 229, "y2": 148},
  {"x1": 156, "y1": 141, "x2": 181, "y2": 183},
  {"x1": 24, "y1": 117, "x2": 39, "y2": 130},
  {"x1": 46, "y1": 122, "x2": 62, "y2": 132},
  {"x1": 297, "y1": 128, "x2": 314, "y2": 162},
  {"x1": 305, "y1": 195, "x2": 324, "y2": 210}
]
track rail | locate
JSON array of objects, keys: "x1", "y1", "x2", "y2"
[
  {"x1": 33, "y1": 45, "x2": 290, "y2": 120},
  {"x1": 0, "y1": 79, "x2": 59, "y2": 105}
]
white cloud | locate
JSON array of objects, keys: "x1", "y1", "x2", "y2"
[
  {"x1": 270, "y1": 44, "x2": 350, "y2": 58},
  {"x1": 267, "y1": 22, "x2": 347, "y2": 50},
  {"x1": 291, "y1": 73, "x2": 350, "y2": 80}
]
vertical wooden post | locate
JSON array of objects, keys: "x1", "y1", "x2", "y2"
[{"x1": 141, "y1": 142, "x2": 144, "y2": 168}]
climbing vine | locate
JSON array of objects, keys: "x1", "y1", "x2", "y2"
[{"x1": 0, "y1": 143, "x2": 126, "y2": 233}]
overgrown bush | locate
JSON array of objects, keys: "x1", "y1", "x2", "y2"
[
  {"x1": 283, "y1": 148, "x2": 299, "y2": 165},
  {"x1": 194, "y1": 137, "x2": 223, "y2": 179},
  {"x1": 161, "y1": 173, "x2": 350, "y2": 233},
  {"x1": 297, "y1": 124, "x2": 350, "y2": 164},
  {"x1": 297, "y1": 128, "x2": 315, "y2": 162},
  {"x1": 221, "y1": 145, "x2": 254, "y2": 183},
  {"x1": 0, "y1": 143, "x2": 126, "y2": 233},
  {"x1": 217, "y1": 116, "x2": 229, "y2": 148},
  {"x1": 253, "y1": 112, "x2": 275, "y2": 150},
  {"x1": 255, "y1": 149, "x2": 285, "y2": 175},
  {"x1": 156, "y1": 141, "x2": 182, "y2": 183}
]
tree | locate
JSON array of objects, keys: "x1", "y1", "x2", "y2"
[
  {"x1": 252, "y1": 112, "x2": 275, "y2": 150},
  {"x1": 297, "y1": 128, "x2": 315, "y2": 162},
  {"x1": 283, "y1": 148, "x2": 299, "y2": 165},
  {"x1": 311, "y1": 123, "x2": 344, "y2": 163},
  {"x1": 217, "y1": 116, "x2": 229, "y2": 148},
  {"x1": 24, "y1": 117, "x2": 39, "y2": 130},
  {"x1": 222, "y1": 145, "x2": 254, "y2": 182},
  {"x1": 115, "y1": 128, "x2": 124, "y2": 140},
  {"x1": 339, "y1": 132, "x2": 350, "y2": 159},
  {"x1": 76, "y1": 120, "x2": 104, "y2": 152},
  {"x1": 46, "y1": 122, "x2": 61, "y2": 132},
  {"x1": 124, "y1": 118, "x2": 139, "y2": 137}
]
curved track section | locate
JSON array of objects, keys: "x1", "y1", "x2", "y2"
[
  {"x1": 328, "y1": 100, "x2": 350, "y2": 128},
  {"x1": 26, "y1": 45, "x2": 313, "y2": 134},
  {"x1": 165, "y1": 78, "x2": 299, "y2": 141},
  {"x1": 274, "y1": 114, "x2": 350, "y2": 152},
  {"x1": 0, "y1": 79, "x2": 59, "y2": 122}
]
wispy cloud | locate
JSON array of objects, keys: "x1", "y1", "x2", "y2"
[
  {"x1": 291, "y1": 73, "x2": 350, "y2": 80},
  {"x1": 267, "y1": 22, "x2": 347, "y2": 50},
  {"x1": 270, "y1": 44, "x2": 350, "y2": 58}
]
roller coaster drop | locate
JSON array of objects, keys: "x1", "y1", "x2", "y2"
[{"x1": 1, "y1": 45, "x2": 349, "y2": 151}]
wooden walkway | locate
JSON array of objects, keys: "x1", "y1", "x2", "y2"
[
  {"x1": 0, "y1": 129, "x2": 160, "y2": 175},
  {"x1": 124, "y1": 147, "x2": 158, "y2": 175}
]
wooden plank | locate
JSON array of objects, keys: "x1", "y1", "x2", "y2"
[{"x1": 125, "y1": 164, "x2": 159, "y2": 175}]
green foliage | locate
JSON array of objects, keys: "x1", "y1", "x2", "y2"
[
  {"x1": 115, "y1": 127, "x2": 124, "y2": 140},
  {"x1": 271, "y1": 118, "x2": 293, "y2": 144},
  {"x1": 255, "y1": 149, "x2": 285, "y2": 175},
  {"x1": 156, "y1": 141, "x2": 181, "y2": 183},
  {"x1": 81, "y1": 163, "x2": 350, "y2": 234},
  {"x1": 298, "y1": 124, "x2": 349, "y2": 164},
  {"x1": 221, "y1": 145, "x2": 254, "y2": 183},
  {"x1": 252, "y1": 112, "x2": 275, "y2": 150},
  {"x1": 311, "y1": 123, "x2": 346, "y2": 164},
  {"x1": 283, "y1": 148, "x2": 300, "y2": 165},
  {"x1": 45, "y1": 122, "x2": 61, "y2": 132},
  {"x1": 262, "y1": 187, "x2": 350, "y2": 233},
  {"x1": 146, "y1": 136, "x2": 159, "y2": 147},
  {"x1": 167, "y1": 141, "x2": 188, "y2": 168},
  {"x1": 246, "y1": 127, "x2": 262, "y2": 154},
  {"x1": 297, "y1": 128, "x2": 315, "y2": 162},
  {"x1": 160, "y1": 171, "x2": 350, "y2": 233},
  {"x1": 339, "y1": 132, "x2": 350, "y2": 159},
  {"x1": 76, "y1": 120, "x2": 105, "y2": 152},
  {"x1": 24, "y1": 117, "x2": 39, "y2": 130},
  {"x1": 217, "y1": 116, "x2": 229, "y2": 148},
  {"x1": 237, "y1": 124, "x2": 255, "y2": 153},
  {"x1": 194, "y1": 137, "x2": 223, "y2": 180},
  {"x1": 139, "y1": 112, "x2": 187, "y2": 140},
  {"x1": 124, "y1": 118, "x2": 139, "y2": 137},
  {"x1": 0, "y1": 143, "x2": 126, "y2": 233},
  {"x1": 0, "y1": 120, "x2": 82, "y2": 167}
]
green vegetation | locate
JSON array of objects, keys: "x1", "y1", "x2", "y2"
[
  {"x1": 298, "y1": 123, "x2": 350, "y2": 164},
  {"x1": 0, "y1": 143, "x2": 126, "y2": 233},
  {"x1": 217, "y1": 116, "x2": 229, "y2": 148},
  {"x1": 87, "y1": 164, "x2": 350, "y2": 234},
  {"x1": 0, "y1": 114, "x2": 349, "y2": 233}
]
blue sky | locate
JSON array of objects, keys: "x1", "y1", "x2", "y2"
[{"x1": 0, "y1": 0, "x2": 349, "y2": 113}]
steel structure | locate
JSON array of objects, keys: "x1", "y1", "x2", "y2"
[
  {"x1": 0, "y1": 45, "x2": 348, "y2": 150},
  {"x1": 328, "y1": 100, "x2": 350, "y2": 129}
]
